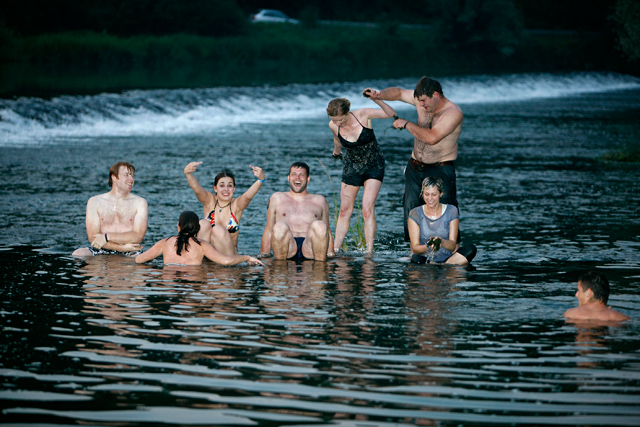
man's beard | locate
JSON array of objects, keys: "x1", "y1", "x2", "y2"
[{"x1": 289, "y1": 181, "x2": 308, "y2": 193}]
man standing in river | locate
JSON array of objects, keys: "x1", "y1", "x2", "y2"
[
  {"x1": 365, "y1": 77, "x2": 463, "y2": 242},
  {"x1": 260, "y1": 162, "x2": 334, "y2": 261},
  {"x1": 72, "y1": 161, "x2": 148, "y2": 256}
]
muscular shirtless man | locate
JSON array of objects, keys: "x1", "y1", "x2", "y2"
[
  {"x1": 365, "y1": 77, "x2": 463, "y2": 241},
  {"x1": 260, "y1": 162, "x2": 335, "y2": 261},
  {"x1": 72, "y1": 161, "x2": 148, "y2": 256}
]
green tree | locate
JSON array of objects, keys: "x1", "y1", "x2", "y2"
[
  {"x1": 434, "y1": 0, "x2": 524, "y2": 56},
  {"x1": 611, "y1": 0, "x2": 640, "y2": 62}
]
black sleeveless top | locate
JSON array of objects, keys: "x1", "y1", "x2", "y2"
[{"x1": 338, "y1": 113, "x2": 385, "y2": 176}]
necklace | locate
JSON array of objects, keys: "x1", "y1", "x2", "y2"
[
  {"x1": 218, "y1": 200, "x2": 232, "y2": 212},
  {"x1": 424, "y1": 204, "x2": 441, "y2": 219}
]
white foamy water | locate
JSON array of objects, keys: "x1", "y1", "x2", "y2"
[{"x1": 1, "y1": 72, "x2": 639, "y2": 145}]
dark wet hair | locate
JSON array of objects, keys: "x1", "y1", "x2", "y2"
[
  {"x1": 326, "y1": 98, "x2": 350, "y2": 116},
  {"x1": 289, "y1": 161, "x2": 310, "y2": 176},
  {"x1": 176, "y1": 211, "x2": 201, "y2": 256},
  {"x1": 414, "y1": 76, "x2": 444, "y2": 99},
  {"x1": 214, "y1": 170, "x2": 236, "y2": 187},
  {"x1": 579, "y1": 270, "x2": 610, "y2": 304},
  {"x1": 108, "y1": 161, "x2": 135, "y2": 188},
  {"x1": 421, "y1": 176, "x2": 444, "y2": 196}
]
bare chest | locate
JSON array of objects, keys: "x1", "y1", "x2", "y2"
[
  {"x1": 98, "y1": 202, "x2": 137, "y2": 229},
  {"x1": 277, "y1": 199, "x2": 322, "y2": 226}
]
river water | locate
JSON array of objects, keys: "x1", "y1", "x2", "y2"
[{"x1": 1, "y1": 72, "x2": 640, "y2": 425}]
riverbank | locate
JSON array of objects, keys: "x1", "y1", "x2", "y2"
[{"x1": 1, "y1": 23, "x2": 636, "y2": 98}]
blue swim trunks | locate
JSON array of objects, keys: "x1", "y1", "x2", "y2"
[{"x1": 288, "y1": 237, "x2": 310, "y2": 261}]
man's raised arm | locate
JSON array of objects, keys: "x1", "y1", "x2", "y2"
[
  {"x1": 394, "y1": 106, "x2": 463, "y2": 146},
  {"x1": 365, "y1": 87, "x2": 416, "y2": 105}
]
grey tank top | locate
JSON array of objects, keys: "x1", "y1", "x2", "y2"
[{"x1": 408, "y1": 204, "x2": 459, "y2": 263}]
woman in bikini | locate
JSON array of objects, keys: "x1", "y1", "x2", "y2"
[
  {"x1": 327, "y1": 96, "x2": 396, "y2": 253},
  {"x1": 184, "y1": 162, "x2": 265, "y2": 256},
  {"x1": 135, "y1": 211, "x2": 263, "y2": 266}
]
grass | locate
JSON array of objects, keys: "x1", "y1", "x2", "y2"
[
  {"x1": 3, "y1": 23, "x2": 636, "y2": 98},
  {"x1": 601, "y1": 143, "x2": 640, "y2": 162}
]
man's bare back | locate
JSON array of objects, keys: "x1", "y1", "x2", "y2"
[{"x1": 564, "y1": 303, "x2": 630, "y2": 323}]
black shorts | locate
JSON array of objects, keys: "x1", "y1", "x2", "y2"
[{"x1": 342, "y1": 167, "x2": 384, "y2": 187}]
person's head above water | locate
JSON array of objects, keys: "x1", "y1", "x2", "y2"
[
  {"x1": 214, "y1": 170, "x2": 236, "y2": 187},
  {"x1": 176, "y1": 210, "x2": 201, "y2": 256},
  {"x1": 288, "y1": 162, "x2": 310, "y2": 194},
  {"x1": 421, "y1": 176, "x2": 444, "y2": 196},
  {"x1": 178, "y1": 211, "x2": 200, "y2": 237},
  {"x1": 108, "y1": 161, "x2": 135, "y2": 188},
  {"x1": 414, "y1": 76, "x2": 444, "y2": 99},
  {"x1": 289, "y1": 161, "x2": 310, "y2": 177},
  {"x1": 326, "y1": 98, "x2": 350, "y2": 116},
  {"x1": 577, "y1": 270, "x2": 610, "y2": 304}
]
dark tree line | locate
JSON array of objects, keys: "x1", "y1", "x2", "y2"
[
  {"x1": 3, "y1": 0, "x2": 637, "y2": 63},
  {"x1": 0, "y1": 0, "x2": 619, "y2": 37}
]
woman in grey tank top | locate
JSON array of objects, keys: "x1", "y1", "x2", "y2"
[{"x1": 408, "y1": 177, "x2": 476, "y2": 264}]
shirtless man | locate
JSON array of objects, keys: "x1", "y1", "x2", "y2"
[
  {"x1": 365, "y1": 76, "x2": 463, "y2": 241},
  {"x1": 564, "y1": 271, "x2": 630, "y2": 322},
  {"x1": 260, "y1": 162, "x2": 335, "y2": 261},
  {"x1": 72, "y1": 161, "x2": 148, "y2": 256}
]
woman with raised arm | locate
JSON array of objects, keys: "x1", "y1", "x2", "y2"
[
  {"x1": 327, "y1": 95, "x2": 396, "y2": 253},
  {"x1": 184, "y1": 162, "x2": 265, "y2": 255},
  {"x1": 135, "y1": 211, "x2": 263, "y2": 266}
]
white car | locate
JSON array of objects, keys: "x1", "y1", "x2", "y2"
[{"x1": 251, "y1": 9, "x2": 300, "y2": 24}]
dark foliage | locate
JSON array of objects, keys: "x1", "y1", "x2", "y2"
[
  {"x1": 2, "y1": 0, "x2": 619, "y2": 36},
  {"x1": 0, "y1": 0, "x2": 249, "y2": 37}
]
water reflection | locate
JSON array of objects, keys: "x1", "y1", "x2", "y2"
[{"x1": 2, "y1": 84, "x2": 640, "y2": 425}]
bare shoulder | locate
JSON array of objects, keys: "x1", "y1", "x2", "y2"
[
  {"x1": 270, "y1": 191, "x2": 288, "y2": 203},
  {"x1": 128, "y1": 193, "x2": 148, "y2": 206},
  {"x1": 563, "y1": 306, "x2": 581, "y2": 319},
  {"x1": 268, "y1": 192, "x2": 288, "y2": 208},
  {"x1": 308, "y1": 193, "x2": 328, "y2": 206},
  {"x1": 564, "y1": 305, "x2": 629, "y2": 322},
  {"x1": 87, "y1": 192, "x2": 111, "y2": 208},
  {"x1": 606, "y1": 307, "x2": 630, "y2": 321},
  {"x1": 444, "y1": 100, "x2": 463, "y2": 116}
]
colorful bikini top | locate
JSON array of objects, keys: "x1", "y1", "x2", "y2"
[{"x1": 207, "y1": 199, "x2": 239, "y2": 233}]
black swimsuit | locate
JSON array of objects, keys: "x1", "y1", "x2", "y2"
[
  {"x1": 338, "y1": 113, "x2": 385, "y2": 187},
  {"x1": 288, "y1": 237, "x2": 309, "y2": 261}
]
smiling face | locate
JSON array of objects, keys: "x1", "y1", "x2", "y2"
[
  {"x1": 288, "y1": 167, "x2": 310, "y2": 194},
  {"x1": 112, "y1": 165, "x2": 135, "y2": 192},
  {"x1": 214, "y1": 177, "x2": 235, "y2": 200},
  {"x1": 422, "y1": 185, "x2": 442, "y2": 209}
]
